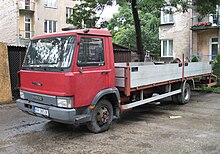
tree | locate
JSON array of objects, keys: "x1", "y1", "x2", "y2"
[
  {"x1": 69, "y1": 0, "x2": 163, "y2": 61},
  {"x1": 130, "y1": 0, "x2": 144, "y2": 60},
  {"x1": 70, "y1": 0, "x2": 215, "y2": 61},
  {"x1": 107, "y1": 3, "x2": 160, "y2": 54},
  {"x1": 193, "y1": 0, "x2": 219, "y2": 15},
  {"x1": 67, "y1": 2, "x2": 98, "y2": 28}
]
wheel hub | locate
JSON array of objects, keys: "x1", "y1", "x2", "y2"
[
  {"x1": 96, "y1": 106, "x2": 110, "y2": 126},
  {"x1": 184, "y1": 88, "x2": 190, "y2": 101}
]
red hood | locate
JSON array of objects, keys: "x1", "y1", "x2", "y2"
[{"x1": 20, "y1": 70, "x2": 74, "y2": 96}]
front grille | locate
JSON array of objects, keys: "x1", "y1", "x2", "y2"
[{"x1": 23, "y1": 91, "x2": 57, "y2": 106}]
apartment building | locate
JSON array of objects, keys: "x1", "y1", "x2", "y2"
[
  {"x1": 191, "y1": 11, "x2": 219, "y2": 61},
  {"x1": 0, "y1": 0, "x2": 81, "y2": 46},
  {"x1": 159, "y1": 6, "x2": 219, "y2": 61}
]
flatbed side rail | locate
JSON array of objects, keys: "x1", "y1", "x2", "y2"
[{"x1": 115, "y1": 61, "x2": 217, "y2": 96}]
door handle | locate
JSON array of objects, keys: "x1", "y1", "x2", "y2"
[{"x1": 101, "y1": 71, "x2": 110, "y2": 75}]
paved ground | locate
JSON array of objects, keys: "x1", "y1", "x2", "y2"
[{"x1": 0, "y1": 91, "x2": 220, "y2": 154}]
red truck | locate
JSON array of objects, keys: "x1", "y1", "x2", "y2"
[{"x1": 16, "y1": 29, "x2": 217, "y2": 133}]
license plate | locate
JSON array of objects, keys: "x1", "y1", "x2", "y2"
[{"x1": 34, "y1": 107, "x2": 49, "y2": 116}]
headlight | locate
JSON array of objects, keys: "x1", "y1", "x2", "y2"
[
  {"x1": 57, "y1": 97, "x2": 73, "y2": 108},
  {"x1": 20, "y1": 90, "x2": 24, "y2": 99}
]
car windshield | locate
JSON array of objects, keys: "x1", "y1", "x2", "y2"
[{"x1": 23, "y1": 35, "x2": 76, "y2": 68}]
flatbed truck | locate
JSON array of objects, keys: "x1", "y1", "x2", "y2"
[{"x1": 16, "y1": 29, "x2": 217, "y2": 133}]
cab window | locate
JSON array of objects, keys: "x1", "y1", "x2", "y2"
[{"x1": 77, "y1": 37, "x2": 104, "y2": 67}]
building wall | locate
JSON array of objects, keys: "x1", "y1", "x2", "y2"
[
  {"x1": 0, "y1": 43, "x2": 12, "y2": 103},
  {"x1": 192, "y1": 31, "x2": 198, "y2": 55},
  {"x1": 34, "y1": 0, "x2": 78, "y2": 36},
  {"x1": 160, "y1": 7, "x2": 220, "y2": 62},
  {"x1": 159, "y1": 11, "x2": 191, "y2": 59},
  {"x1": 0, "y1": 0, "x2": 18, "y2": 45},
  {"x1": 193, "y1": 29, "x2": 218, "y2": 61},
  {"x1": 0, "y1": 0, "x2": 79, "y2": 45}
]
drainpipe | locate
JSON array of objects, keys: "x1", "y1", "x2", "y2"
[
  {"x1": 217, "y1": 4, "x2": 220, "y2": 55},
  {"x1": 16, "y1": 0, "x2": 20, "y2": 45},
  {"x1": 189, "y1": 8, "x2": 193, "y2": 59}
]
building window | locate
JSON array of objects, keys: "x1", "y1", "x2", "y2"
[
  {"x1": 210, "y1": 38, "x2": 218, "y2": 60},
  {"x1": 66, "y1": 7, "x2": 73, "y2": 22},
  {"x1": 44, "y1": 20, "x2": 57, "y2": 33},
  {"x1": 44, "y1": 0, "x2": 57, "y2": 8},
  {"x1": 161, "y1": 40, "x2": 173, "y2": 57},
  {"x1": 161, "y1": 6, "x2": 173, "y2": 24},
  {"x1": 25, "y1": 0, "x2": 30, "y2": 10},
  {"x1": 24, "y1": 16, "x2": 31, "y2": 38}
]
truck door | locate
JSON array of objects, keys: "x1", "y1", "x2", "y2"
[{"x1": 73, "y1": 36, "x2": 109, "y2": 108}]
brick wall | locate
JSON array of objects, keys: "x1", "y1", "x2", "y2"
[{"x1": 0, "y1": 0, "x2": 18, "y2": 45}]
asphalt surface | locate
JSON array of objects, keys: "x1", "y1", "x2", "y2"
[{"x1": 0, "y1": 91, "x2": 220, "y2": 154}]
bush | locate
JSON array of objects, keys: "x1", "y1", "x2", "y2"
[
  {"x1": 191, "y1": 55, "x2": 200, "y2": 62},
  {"x1": 213, "y1": 54, "x2": 220, "y2": 85},
  {"x1": 171, "y1": 58, "x2": 181, "y2": 63},
  {"x1": 213, "y1": 55, "x2": 220, "y2": 75}
]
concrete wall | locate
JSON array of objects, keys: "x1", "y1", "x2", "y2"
[
  {"x1": 192, "y1": 29, "x2": 218, "y2": 61},
  {"x1": 0, "y1": 43, "x2": 12, "y2": 103},
  {"x1": 0, "y1": 0, "x2": 79, "y2": 45},
  {"x1": 34, "y1": 0, "x2": 79, "y2": 35},
  {"x1": 0, "y1": 0, "x2": 18, "y2": 45},
  {"x1": 159, "y1": 11, "x2": 191, "y2": 59}
]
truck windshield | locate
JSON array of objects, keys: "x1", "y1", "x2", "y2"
[{"x1": 23, "y1": 35, "x2": 76, "y2": 68}]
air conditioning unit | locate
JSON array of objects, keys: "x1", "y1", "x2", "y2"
[{"x1": 209, "y1": 14, "x2": 217, "y2": 26}]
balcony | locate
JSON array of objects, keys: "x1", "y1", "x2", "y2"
[
  {"x1": 19, "y1": 1, "x2": 35, "y2": 13},
  {"x1": 191, "y1": 14, "x2": 219, "y2": 31},
  {"x1": 191, "y1": 22, "x2": 219, "y2": 31}
]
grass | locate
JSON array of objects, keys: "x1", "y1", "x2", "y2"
[{"x1": 194, "y1": 86, "x2": 220, "y2": 93}]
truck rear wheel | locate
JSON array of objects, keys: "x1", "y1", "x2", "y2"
[
  {"x1": 172, "y1": 82, "x2": 191, "y2": 105},
  {"x1": 87, "y1": 99, "x2": 113, "y2": 133}
]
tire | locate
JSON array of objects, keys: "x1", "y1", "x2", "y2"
[
  {"x1": 87, "y1": 99, "x2": 113, "y2": 133},
  {"x1": 172, "y1": 83, "x2": 191, "y2": 105}
]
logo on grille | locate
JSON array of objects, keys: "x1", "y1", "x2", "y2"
[
  {"x1": 32, "y1": 95, "x2": 43, "y2": 101},
  {"x1": 32, "y1": 82, "x2": 43, "y2": 86}
]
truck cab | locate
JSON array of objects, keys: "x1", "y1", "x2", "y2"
[{"x1": 17, "y1": 29, "x2": 120, "y2": 133}]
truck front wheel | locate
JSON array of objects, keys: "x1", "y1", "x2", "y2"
[{"x1": 87, "y1": 99, "x2": 113, "y2": 133}]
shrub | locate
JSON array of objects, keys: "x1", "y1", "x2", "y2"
[
  {"x1": 191, "y1": 55, "x2": 200, "y2": 62},
  {"x1": 213, "y1": 54, "x2": 220, "y2": 85}
]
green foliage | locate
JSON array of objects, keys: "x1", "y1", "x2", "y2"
[
  {"x1": 195, "y1": 87, "x2": 220, "y2": 93},
  {"x1": 193, "y1": 0, "x2": 218, "y2": 16},
  {"x1": 68, "y1": 0, "x2": 113, "y2": 28},
  {"x1": 68, "y1": 0, "x2": 219, "y2": 56},
  {"x1": 107, "y1": 3, "x2": 160, "y2": 54},
  {"x1": 213, "y1": 55, "x2": 220, "y2": 84},
  {"x1": 67, "y1": 2, "x2": 97, "y2": 28},
  {"x1": 191, "y1": 55, "x2": 200, "y2": 62}
]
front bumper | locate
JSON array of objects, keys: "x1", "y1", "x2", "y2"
[{"x1": 16, "y1": 99, "x2": 91, "y2": 124}]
